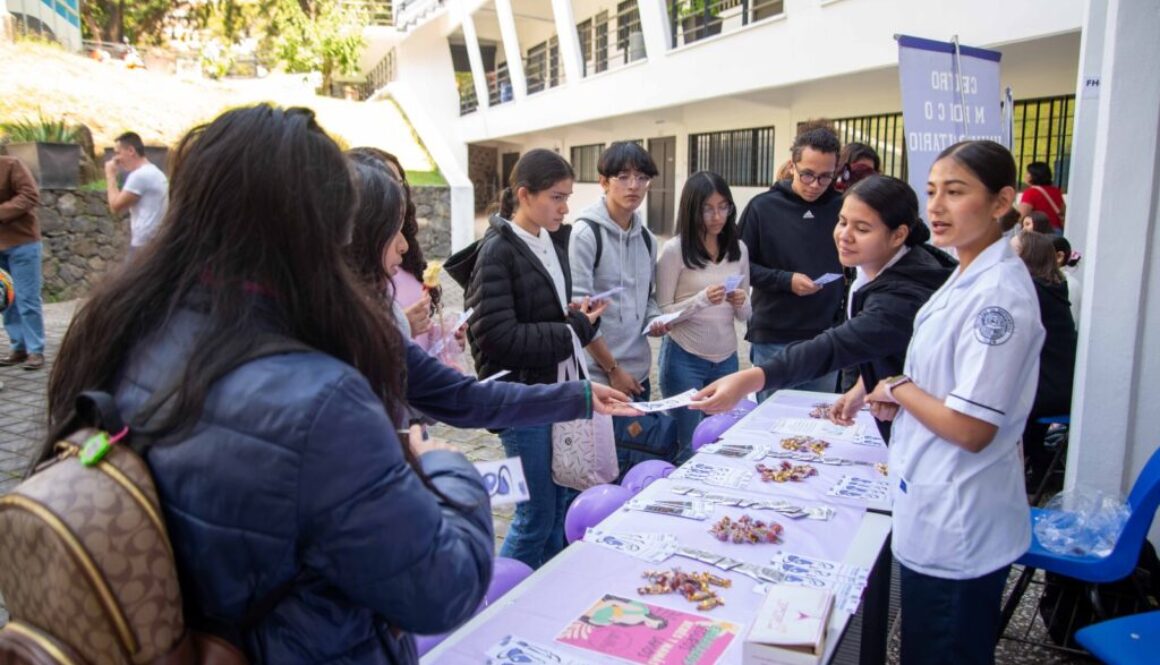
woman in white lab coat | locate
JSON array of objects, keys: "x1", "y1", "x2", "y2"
[{"x1": 866, "y1": 140, "x2": 1045, "y2": 665}]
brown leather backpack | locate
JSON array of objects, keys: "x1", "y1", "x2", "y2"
[{"x1": 0, "y1": 340, "x2": 308, "y2": 664}]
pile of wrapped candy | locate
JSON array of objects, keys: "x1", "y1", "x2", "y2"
[
  {"x1": 638, "y1": 568, "x2": 732, "y2": 611},
  {"x1": 709, "y1": 514, "x2": 784, "y2": 545},
  {"x1": 780, "y1": 436, "x2": 830, "y2": 455},
  {"x1": 756, "y1": 461, "x2": 819, "y2": 483}
]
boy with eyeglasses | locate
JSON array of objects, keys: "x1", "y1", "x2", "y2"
[
  {"x1": 738, "y1": 123, "x2": 845, "y2": 400},
  {"x1": 569, "y1": 141, "x2": 664, "y2": 402}
]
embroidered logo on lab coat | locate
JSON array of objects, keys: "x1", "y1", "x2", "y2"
[{"x1": 974, "y1": 306, "x2": 1015, "y2": 346}]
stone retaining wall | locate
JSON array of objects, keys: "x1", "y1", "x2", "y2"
[{"x1": 30, "y1": 185, "x2": 452, "y2": 301}]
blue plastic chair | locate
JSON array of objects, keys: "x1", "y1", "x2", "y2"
[
  {"x1": 1075, "y1": 610, "x2": 1160, "y2": 665},
  {"x1": 999, "y1": 445, "x2": 1160, "y2": 639}
]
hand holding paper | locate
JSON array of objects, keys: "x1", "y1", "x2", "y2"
[
  {"x1": 812, "y1": 272, "x2": 844, "y2": 286},
  {"x1": 724, "y1": 274, "x2": 744, "y2": 293}
]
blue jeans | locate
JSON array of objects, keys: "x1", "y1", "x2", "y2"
[
  {"x1": 0, "y1": 241, "x2": 45, "y2": 355},
  {"x1": 499, "y1": 424, "x2": 568, "y2": 569},
  {"x1": 750, "y1": 341, "x2": 837, "y2": 403},
  {"x1": 899, "y1": 563, "x2": 1010, "y2": 665},
  {"x1": 659, "y1": 338, "x2": 738, "y2": 463}
]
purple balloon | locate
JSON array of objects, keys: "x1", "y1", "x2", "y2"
[
  {"x1": 484, "y1": 556, "x2": 533, "y2": 607},
  {"x1": 564, "y1": 483, "x2": 634, "y2": 543},
  {"x1": 621, "y1": 460, "x2": 677, "y2": 494},
  {"x1": 690, "y1": 399, "x2": 758, "y2": 452},
  {"x1": 416, "y1": 556, "x2": 535, "y2": 656}
]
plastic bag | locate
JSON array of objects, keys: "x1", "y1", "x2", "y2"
[
  {"x1": 422, "y1": 308, "x2": 473, "y2": 376},
  {"x1": 1033, "y1": 488, "x2": 1130, "y2": 557}
]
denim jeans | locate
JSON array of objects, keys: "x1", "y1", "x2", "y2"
[
  {"x1": 899, "y1": 563, "x2": 1010, "y2": 665},
  {"x1": 499, "y1": 423, "x2": 568, "y2": 569},
  {"x1": 750, "y1": 341, "x2": 837, "y2": 403},
  {"x1": 0, "y1": 241, "x2": 45, "y2": 355},
  {"x1": 659, "y1": 338, "x2": 738, "y2": 463}
]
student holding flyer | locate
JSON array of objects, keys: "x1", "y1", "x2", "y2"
[{"x1": 655, "y1": 171, "x2": 750, "y2": 461}]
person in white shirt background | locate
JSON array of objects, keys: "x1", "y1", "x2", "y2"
[
  {"x1": 655, "y1": 170, "x2": 751, "y2": 461},
  {"x1": 104, "y1": 131, "x2": 169, "y2": 260},
  {"x1": 865, "y1": 140, "x2": 1045, "y2": 665}
]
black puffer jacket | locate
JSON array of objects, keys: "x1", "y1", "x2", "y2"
[
  {"x1": 758, "y1": 244, "x2": 957, "y2": 439},
  {"x1": 447, "y1": 215, "x2": 597, "y2": 385},
  {"x1": 1030, "y1": 278, "x2": 1077, "y2": 418}
]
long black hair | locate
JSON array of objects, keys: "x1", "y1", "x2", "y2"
[
  {"x1": 675, "y1": 171, "x2": 741, "y2": 269},
  {"x1": 844, "y1": 175, "x2": 931, "y2": 247},
  {"x1": 497, "y1": 149, "x2": 574, "y2": 218},
  {"x1": 343, "y1": 154, "x2": 407, "y2": 296},
  {"x1": 44, "y1": 104, "x2": 408, "y2": 456}
]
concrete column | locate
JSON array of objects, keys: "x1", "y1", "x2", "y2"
[
  {"x1": 550, "y1": 0, "x2": 584, "y2": 85},
  {"x1": 637, "y1": 0, "x2": 672, "y2": 58},
  {"x1": 494, "y1": 0, "x2": 528, "y2": 100},
  {"x1": 458, "y1": 7, "x2": 491, "y2": 110},
  {"x1": 1066, "y1": 0, "x2": 1160, "y2": 541},
  {"x1": 1060, "y1": 0, "x2": 1107, "y2": 326}
]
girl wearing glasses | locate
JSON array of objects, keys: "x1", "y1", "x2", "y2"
[{"x1": 656, "y1": 171, "x2": 751, "y2": 461}]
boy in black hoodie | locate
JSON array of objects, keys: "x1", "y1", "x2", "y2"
[{"x1": 739, "y1": 124, "x2": 844, "y2": 399}]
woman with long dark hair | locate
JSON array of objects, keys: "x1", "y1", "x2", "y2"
[
  {"x1": 448, "y1": 148, "x2": 608, "y2": 569},
  {"x1": 43, "y1": 104, "x2": 493, "y2": 663},
  {"x1": 656, "y1": 171, "x2": 750, "y2": 461},
  {"x1": 692, "y1": 175, "x2": 955, "y2": 441},
  {"x1": 342, "y1": 151, "x2": 634, "y2": 432}
]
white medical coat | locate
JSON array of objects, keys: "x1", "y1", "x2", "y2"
[{"x1": 890, "y1": 239, "x2": 1045, "y2": 579}]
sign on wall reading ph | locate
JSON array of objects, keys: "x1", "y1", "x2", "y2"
[{"x1": 898, "y1": 35, "x2": 1003, "y2": 218}]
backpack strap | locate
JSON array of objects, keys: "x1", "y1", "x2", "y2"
[
  {"x1": 580, "y1": 217, "x2": 654, "y2": 271},
  {"x1": 1030, "y1": 185, "x2": 1064, "y2": 217}
]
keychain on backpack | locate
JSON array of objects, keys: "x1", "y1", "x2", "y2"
[{"x1": 79, "y1": 426, "x2": 129, "y2": 466}]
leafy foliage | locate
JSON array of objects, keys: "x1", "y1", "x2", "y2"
[
  {"x1": 0, "y1": 112, "x2": 79, "y2": 144},
  {"x1": 270, "y1": 0, "x2": 367, "y2": 92},
  {"x1": 81, "y1": 0, "x2": 174, "y2": 45}
]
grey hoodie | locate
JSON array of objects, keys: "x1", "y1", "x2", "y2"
[{"x1": 568, "y1": 197, "x2": 662, "y2": 385}]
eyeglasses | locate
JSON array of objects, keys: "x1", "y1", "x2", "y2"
[
  {"x1": 612, "y1": 173, "x2": 652, "y2": 187},
  {"x1": 794, "y1": 165, "x2": 835, "y2": 187},
  {"x1": 702, "y1": 204, "x2": 734, "y2": 220}
]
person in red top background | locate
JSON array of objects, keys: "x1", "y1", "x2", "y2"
[{"x1": 1017, "y1": 161, "x2": 1066, "y2": 233}]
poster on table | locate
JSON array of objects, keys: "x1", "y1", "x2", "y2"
[{"x1": 897, "y1": 35, "x2": 1003, "y2": 216}]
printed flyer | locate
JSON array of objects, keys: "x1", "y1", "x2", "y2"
[{"x1": 557, "y1": 594, "x2": 738, "y2": 665}]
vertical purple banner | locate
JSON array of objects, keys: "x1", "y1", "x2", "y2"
[{"x1": 898, "y1": 35, "x2": 1002, "y2": 218}]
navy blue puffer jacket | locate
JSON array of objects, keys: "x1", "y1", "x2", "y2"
[{"x1": 114, "y1": 307, "x2": 494, "y2": 663}]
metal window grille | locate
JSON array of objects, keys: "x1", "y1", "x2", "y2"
[
  {"x1": 526, "y1": 36, "x2": 562, "y2": 94},
  {"x1": 571, "y1": 144, "x2": 605, "y2": 183},
  {"x1": 688, "y1": 126, "x2": 776, "y2": 187},
  {"x1": 594, "y1": 11, "x2": 610, "y2": 73},
  {"x1": 1011, "y1": 95, "x2": 1075, "y2": 190},
  {"x1": 577, "y1": 19, "x2": 593, "y2": 76},
  {"x1": 616, "y1": 1, "x2": 645, "y2": 65},
  {"x1": 667, "y1": 0, "x2": 783, "y2": 49},
  {"x1": 826, "y1": 113, "x2": 909, "y2": 181}
]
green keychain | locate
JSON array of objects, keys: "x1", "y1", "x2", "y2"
[{"x1": 80, "y1": 431, "x2": 112, "y2": 466}]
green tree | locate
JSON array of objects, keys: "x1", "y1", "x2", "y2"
[
  {"x1": 81, "y1": 0, "x2": 176, "y2": 45},
  {"x1": 270, "y1": 0, "x2": 366, "y2": 93}
]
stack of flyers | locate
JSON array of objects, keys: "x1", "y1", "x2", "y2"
[
  {"x1": 826, "y1": 475, "x2": 890, "y2": 502},
  {"x1": 674, "y1": 547, "x2": 786, "y2": 584},
  {"x1": 753, "y1": 552, "x2": 871, "y2": 615},
  {"x1": 623, "y1": 498, "x2": 712, "y2": 520},
  {"x1": 670, "y1": 462, "x2": 753, "y2": 489},
  {"x1": 486, "y1": 634, "x2": 593, "y2": 665},
  {"x1": 699, "y1": 441, "x2": 768, "y2": 460},
  {"x1": 584, "y1": 528, "x2": 678, "y2": 563}
]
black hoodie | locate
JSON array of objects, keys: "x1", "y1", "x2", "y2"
[
  {"x1": 1030, "y1": 278, "x2": 1077, "y2": 417},
  {"x1": 739, "y1": 180, "x2": 845, "y2": 343},
  {"x1": 758, "y1": 244, "x2": 957, "y2": 439}
]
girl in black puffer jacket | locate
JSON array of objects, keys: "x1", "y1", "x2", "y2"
[{"x1": 448, "y1": 149, "x2": 605, "y2": 569}]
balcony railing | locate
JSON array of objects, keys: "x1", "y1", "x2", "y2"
[
  {"x1": 365, "y1": 47, "x2": 398, "y2": 96},
  {"x1": 395, "y1": 0, "x2": 444, "y2": 31},
  {"x1": 577, "y1": 0, "x2": 647, "y2": 78},
  {"x1": 487, "y1": 62, "x2": 514, "y2": 107},
  {"x1": 668, "y1": 0, "x2": 784, "y2": 48},
  {"x1": 457, "y1": 71, "x2": 479, "y2": 115},
  {"x1": 340, "y1": 0, "x2": 394, "y2": 26},
  {"x1": 525, "y1": 36, "x2": 564, "y2": 95}
]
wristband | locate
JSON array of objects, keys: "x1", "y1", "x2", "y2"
[
  {"x1": 604, "y1": 362, "x2": 619, "y2": 374},
  {"x1": 884, "y1": 375, "x2": 912, "y2": 402}
]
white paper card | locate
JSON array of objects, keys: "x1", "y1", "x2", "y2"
[
  {"x1": 486, "y1": 634, "x2": 593, "y2": 665},
  {"x1": 631, "y1": 388, "x2": 700, "y2": 413},
  {"x1": 812, "y1": 272, "x2": 844, "y2": 286},
  {"x1": 587, "y1": 286, "x2": 625, "y2": 302},
  {"x1": 642, "y1": 309, "x2": 687, "y2": 335},
  {"x1": 724, "y1": 274, "x2": 744, "y2": 292},
  {"x1": 584, "y1": 528, "x2": 678, "y2": 563},
  {"x1": 474, "y1": 457, "x2": 531, "y2": 506}
]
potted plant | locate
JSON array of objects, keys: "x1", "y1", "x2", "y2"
[
  {"x1": 0, "y1": 113, "x2": 82, "y2": 189},
  {"x1": 677, "y1": 0, "x2": 722, "y2": 43}
]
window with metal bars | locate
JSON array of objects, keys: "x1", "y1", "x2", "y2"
[
  {"x1": 595, "y1": 11, "x2": 610, "y2": 73},
  {"x1": 616, "y1": 1, "x2": 644, "y2": 64},
  {"x1": 571, "y1": 144, "x2": 605, "y2": 183},
  {"x1": 577, "y1": 19, "x2": 593, "y2": 76},
  {"x1": 1011, "y1": 95, "x2": 1075, "y2": 190},
  {"x1": 688, "y1": 127, "x2": 776, "y2": 187},
  {"x1": 824, "y1": 113, "x2": 909, "y2": 181}
]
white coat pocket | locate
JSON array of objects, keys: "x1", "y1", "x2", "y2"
[{"x1": 892, "y1": 479, "x2": 964, "y2": 574}]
